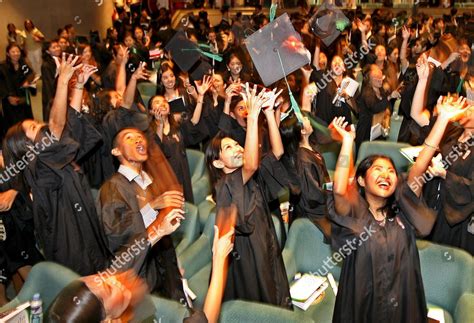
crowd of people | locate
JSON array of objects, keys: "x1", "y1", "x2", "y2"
[{"x1": 0, "y1": 2, "x2": 473, "y2": 322}]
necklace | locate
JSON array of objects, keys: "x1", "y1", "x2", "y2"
[{"x1": 369, "y1": 206, "x2": 387, "y2": 226}]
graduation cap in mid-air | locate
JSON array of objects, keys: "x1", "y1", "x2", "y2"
[
  {"x1": 245, "y1": 13, "x2": 313, "y2": 125},
  {"x1": 164, "y1": 31, "x2": 221, "y2": 81},
  {"x1": 245, "y1": 13, "x2": 310, "y2": 87},
  {"x1": 309, "y1": 1, "x2": 350, "y2": 46}
]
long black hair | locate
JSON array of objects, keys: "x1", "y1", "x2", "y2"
[
  {"x1": 46, "y1": 280, "x2": 105, "y2": 322},
  {"x1": 279, "y1": 113, "x2": 302, "y2": 169},
  {"x1": 205, "y1": 132, "x2": 228, "y2": 199},
  {"x1": 355, "y1": 155, "x2": 399, "y2": 219}
]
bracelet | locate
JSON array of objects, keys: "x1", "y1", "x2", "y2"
[
  {"x1": 74, "y1": 84, "x2": 84, "y2": 90},
  {"x1": 197, "y1": 101, "x2": 203, "y2": 104},
  {"x1": 423, "y1": 141, "x2": 439, "y2": 150}
]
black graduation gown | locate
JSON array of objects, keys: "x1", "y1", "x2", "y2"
[
  {"x1": 425, "y1": 128, "x2": 474, "y2": 255},
  {"x1": 215, "y1": 153, "x2": 292, "y2": 309},
  {"x1": 293, "y1": 147, "x2": 331, "y2": 228},
  {"x1": 25, "y1": 108, "x2": 110, "y2": 275},
  {"x1": 96, "y1": 173, "x2": 186, "y2": 300},
  {"x1": 40, "y1": 55, "x2": 57, "y2": 122},
  {"x1": 0, "y1": 61, "x2": 34, "y2": 130},
  {"x1": 355, "y1": 85, "x2": 391, "y2": 151},
  {"x1": 327, "y1": 179, "x2": 436, "y2": 323},
  {"x1": 0, "y1": 181, "x2": 42, "y2": 279},
  {"x1": 310, "y1": 70, "x2": 354, "y2": 125},
  {"x1": 153, "y1": 126, "x2": 195, "y2": 203}
]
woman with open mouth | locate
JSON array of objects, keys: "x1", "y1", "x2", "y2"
[{"x1": 327, "y1": 94, "x2": 468, "y2": 323}]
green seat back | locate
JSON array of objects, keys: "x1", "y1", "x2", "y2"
[{"x1": 356, "y1": 141, "x2": 412, "y2": 173}]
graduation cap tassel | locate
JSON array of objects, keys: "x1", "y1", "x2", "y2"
[
  {"x1": 269, "y1": 3, "x2": 277, "y2": 23},
  {"x1": 275, "y1": 48, "x2": 304, "y2": 124},
  {"x1": 181, "y1": 48, "x2": 223, "y2": 62}
]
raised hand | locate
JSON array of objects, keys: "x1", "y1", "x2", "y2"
[
  {"x1": 436, "y1": 95, "x2": 470, "y2": 122},
  {"x1": 58, "y1": 53, "x2": 82, "y2": 83},
  {"x1": 224, "y1": 83, "x2": 241, "y2": 103},
  {"x1": 195, "y1": 74, "x2": 213, "y2": 96},
  {"x1": 329, "y1": 116, "x2": 355, "y2": 142},
  {"x1": 416, "y1": 54, "x2": 430, "y2": 80},
  {"x1": 262, "y1": 88, "x2": 283, "y2": 110},
  {"x1": 116, "y1": 45, "x2": 129, "y2": 66},
  {"x1": 241, "y1": 83, "x2": 268, "y2": 120},
  {"x1": 402, "y1": 25, "x2": 410, "y2": 40},
  {"x1": 131, "y1": 62, "x2": 150, "y2": 81},
  {"x1": 77, "y1": 64, "x2": 99, "y2": 85},
  {"x1": 356, "y1": 18, "x2": 367, "y2": 33},
  {"x1": 212, "y1": 226, "x2": 234, "y2": 260}
]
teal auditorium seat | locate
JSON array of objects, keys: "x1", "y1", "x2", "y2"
[
  {"x1": 282, "y1": 218, "x2": 341, "y2": 323},
  {"x1": 219, "y1": 300, "x2": 313, "y2": 323},
  {"x1": 197, "y1": 199, "x2": 216, "y2": 232},
  {"x1": 356, "y1": 140, "x2": 412, "y2": 173},
  {"x1": 186, "y1": 149, "x2": 211, "y2": 205},
  {"x1": 178, "y1": 209, "x2": 215, "y2": 281},
  {"x1": 0, "y1": 262, "x2": 79, "y2": 313},
  {"x1": 137, "y1": 81, "x2": 156, "y2": 107},
  {"x1": 417, "y1": 240, "x2": 474, "y2": 323},
  {"x1": 172, "y1": 202, "x2": 200, "y2": 256},
  {"x1": 180, "y1": 211, "x2": 216, "y2": 309}
]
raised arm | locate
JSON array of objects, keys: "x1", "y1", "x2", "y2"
[
  {"x1": 223, "y1": 82, "x2": 240, "y2": 115},
  {"x1": 263, "y1": 89, "x2": 284, "y2": 159},
  {"x1": 356, "y1": 19, "x2": 369, "y2": 51},
  {"x1": 190, "y1": 74, "x2": 213, "y2": 125},
  {"x1": 69, "y1": 65, "x2": 99, "y2": 112},
  {"x1": 400, "y1": 26, "x2": 410, "y2": 73},
  {"x1": 330, "y1": 117, "x2": 356, "y2": 216},
  {"x1": 440, "y1": 51, "x2": 460, "y2": 71},
  {"x1": 203, "y1": 226, "x2": 234, "y2": 323},
  {"x1": 122, "y1": 62, "x2": 149, "y2": 110},
  {"x1": 115, "y1": 45, "x2": 129, "y2": 97},
  {"x1": 49, "y1": 54, "x2": 82, "y2": 139},
  {"x1": 241, "y1": 84, "x2": 267, "y2": 184},
  {"x1": 312, "y1": 39, "x2": 321, "y2": 70},
  {"x1": 411, "y1": 54, "x2": 431, "y2": 126},
  {"x1": 408, "y1": 96, "x2": 469, "y2": 197}
]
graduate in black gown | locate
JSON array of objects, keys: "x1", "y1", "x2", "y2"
[
  {"x1": 0, "y1": 175, "x2": 43, "y2": 305},
  {"x1": 310, "y1": 55, "x2": 357, "y2": 125},
  {"x1": 410, "y1": 57, "x2": 474, "y2": 255},
  {"x1": 279, "y1": 113, "x2": 331, "y2": 231},
  {"x1": 355, "y1": 65, "x2": 400, "y2": 151},
  {"x1": 41, "y1": 39, "x2": 61, "y2": 122},
  {"x1": 149, "y1": 75, "x2": 213, "y2": 203},
  {"x1": 2, "y1": 55, "x2": 110, "y2": 276},
  {"x1": 327, "y1": 97, "x2": 466, "y2": 322},
  {"x1": 424, "y1": 125, "x2": 474, "y2": 255},
  {"x1": 206, "y1": 86, "x2": 292, "y2": 308},
  {"x1": 0, "y1": 44, "x2": 35, "y2": 130},
  {"x1": 96, "y1": 127, "x2": 187, "y2": 301}
]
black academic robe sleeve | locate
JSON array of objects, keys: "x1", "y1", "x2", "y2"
[
  {"x1": 297, "y1": 155, "x2": 328, "y2": 218},
  {"x1": 443, "y1": 168, "x2": 474, "y2": 225},
  {"x1": 64, "y1": 107, "x2": 103, "y2": 162},
  {"x1": 395, "y1": 180, "x2": 437, "y2": 237},
  {"x1": 96, "y1": 177, "x2": 150, "y2": 274},
  {"x1": 41, "y1": 56, "x2": 57, "y2": 120}
]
